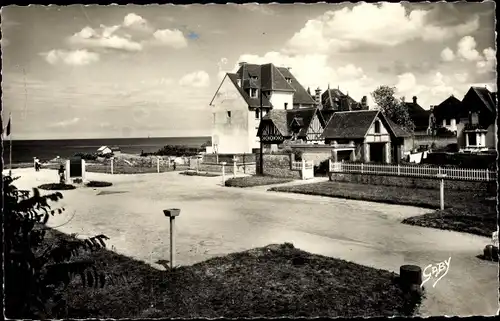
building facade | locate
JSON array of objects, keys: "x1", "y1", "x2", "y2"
[{"x1": 209, "y1": 62, "x2": 315, "y2": 154}]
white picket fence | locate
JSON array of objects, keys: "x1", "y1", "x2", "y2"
[
  {"x1": 329, "y1": 161, "x2": 497, "y2": 181},
  {"x1": 291, "y1": 160, "x2": 314, "y2": 170}
]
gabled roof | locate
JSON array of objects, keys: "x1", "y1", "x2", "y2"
[
  {"x1": 470, "y1": 87, "x2": 496, "y2": 115},
  {"x1": 226, "y1": 73, "x2": 272, "y2": 108},
  {"x1": 320, "y1": 110, "x2": 410, "y2": 140},
  {"x1": 321, "y1": 88, "x2": 359, "y2": 110},
  {"x1": 259, "y1": 107, "x2": 321, "y2": 138},
  {"x1": 432, "y1": 95, "x2": 463, "y2": 120},
  {"x1": 236, "y1": 63, "x2": 316, "y2": 106},
  {"x1": 404, "y1": 101, "x2": 430, "y2": 131}
]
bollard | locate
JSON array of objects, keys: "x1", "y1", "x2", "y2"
[
  {"x1": 437, "y1": 173, "x2": 447, "y2": 210},
  {"x1": 111, "y1": 157, "x2": 114, "y2": 175},
  {"x1": 157, "y1": 157, "x2": 160, "y2": 173},
  {"x1": 399, "y1": 265, "x2": 423, "y2": 293},
  {"x1": 163, "y1": 209, "x2": 181, "y2": 269},
  {"x1": 221, "y1": 162, "x2": 226, "y2": 185}
]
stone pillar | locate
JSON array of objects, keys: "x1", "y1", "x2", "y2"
[
  {"x1": 350, "y1": 149, "x2": 355, "y2": 162},
  {"x1": 332, "y1": 149, "x2": 338, "y2": 162},
  {"x1": 465, "y1": 133, "x2": 469, "y2": 147},
  {"x1": 363, "y1": 143, "x2": 370, "y2": 163},
  {"x1": 384, "y1": 142, "x2": 391, "y2": 164}
]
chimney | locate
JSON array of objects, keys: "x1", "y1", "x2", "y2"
[
  {"x1": 412, "y1": 96, "x2": 417, "y2": 104},
  {"x1": 361, "y1": 96, "x2": 368, "y2": 109},
  {"x1": 315, "y1": 87, "x2": 322, "y2": 108},
  {"x1": 238, "y1": 61, "x2": 247, "y2": 67}
]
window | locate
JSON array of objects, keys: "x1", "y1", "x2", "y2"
[
  {"x1": 250, "y1": 88, "x2": 258, "y2": 98},
  {"x1": 446, "y1": 119, "x2": 451, "y2": 126},
  {"x1": 285, "y1": 77, "x2": 292, "y2": 84},
  {"x1": 251, "y1": 76, "x2": 258, "y2": 81},
  {"x1": 468, "y1": 133, "x2": 477, "y2": 146},
  {"x1": 284, "y1": 102, "x2": 288, "y2": 110},
  {"x1": 255, "y1": 109, "x2": 260, "y2": 119},
  {"x1": 374, "y1": 120, "x2": 380, "y2": 134}
]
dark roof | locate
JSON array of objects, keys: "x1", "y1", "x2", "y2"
[
  {"x1": 319, "y1": 109, "x2": 335, "y2": 126},
  {"x1": 432, "y1": 95, "x2": 463, "y2": 120},
  {"x1": 404, "y1": 102, "x2": 430, "y2": 131},
  {"x1": 471, "y1": 87, "x2": 496, "y2": 115},
  {"x1": 321, "y1": 88, "x2": 360, "y2": 110},
  {"x1": 321, "y1": 110, "x2": 410, "y2": 140},
  {"x1": 225, "y1": 73, "x2": 272, "y2": 108},
  {"x1": 260, "y1": 107, "x2": 321, "y2": 138},
  {"x1": 233, "y1": 63, "x2": 315, "y2": 107}
]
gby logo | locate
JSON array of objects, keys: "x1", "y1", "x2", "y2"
[{"x1": 421, "y1": 257, "x2": 451, "y2": 288}]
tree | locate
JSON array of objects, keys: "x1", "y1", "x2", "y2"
[
  {"x1": 4, "y1": 175, "x2": 109, "y2": 318},
  {"x1": 371, "y1": 86, "x2": 415, "y2": 133}
]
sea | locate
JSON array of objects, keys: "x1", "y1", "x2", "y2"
[{"x1": 2, "y1": 136, "x2": 211, "y2": 164}]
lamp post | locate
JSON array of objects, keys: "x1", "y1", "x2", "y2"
[{"x1": 163, "y1": 208, "x2": 181, "y2": 269}]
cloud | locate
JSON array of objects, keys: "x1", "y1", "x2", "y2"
[
  {"x1": 179, "y1": 70, "x2": 210, "y2": 88},
  {"x1": 51, "y1": 117, "x2": 80, "y2": 127},
  {"x1": 284, "y1": 3, "x2": 479, "y2": 55},
  {"x1": 152, "y1": 29, "x2": 188, "y2": 49},
  {"x1": 240, "y1": 4, "x2": 275, "y2": 15},
  {"x1": 456, "y1": 36, "x2": 480, "y2": 61},
  {"x1": 476, "y1": 47, "x2": 496, "y2": 74},
  {"x1": 440, "y1": 47, "x2": 455, "y2": 62},
  {"x1": 123, "y1": 13, "x2": 148, "y2": 29},
  {"x1": 69, "y1": 26, "x2": 143, "y2": 52},
  {"x1": 43, "y1": 49, "x2": 100, "y2": 66}
]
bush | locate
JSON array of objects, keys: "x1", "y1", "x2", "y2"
[
  {"x1": 4, "y1": 175, "x2": 109, "y2": 318},
  {"x1": 74, "y1": 153, "x2": 98, "y2": 161},
  {"x1": 38, "y1": 183, "x2": 76, "y2": 190},
  {"x1": 85, "y1": 181, "x2": 113, "y2": 188},
  {"x1": 142, "y1": 145, "x2": 203, "y2": 157}
]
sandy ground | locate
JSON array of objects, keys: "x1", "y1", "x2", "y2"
[{"x1": 6, "y1": 168, "x2": 498, "y2": 317}]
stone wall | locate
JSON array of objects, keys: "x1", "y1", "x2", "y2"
[
  {"x1": 256, "y1": 154, "x2": 300, "y2": 179},
  {"x1": 329, "y1": 171, "x2": 495, "y2": 193}
]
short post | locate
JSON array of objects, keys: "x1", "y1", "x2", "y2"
[
  {"x1": 110, "y1": 157, "x2": 114, "y2": 175},
  {"x1": 232, "y1": 156, "x2": 238, "y2": 178},
  {"x1": 399, "y1": 265, "x2": 423, "y2": 293},
  {"x1": 65, "y1": 160, "x2": 70, "y2": 182},
  {"x1": 328, "y1": 158, "x2": 332, "y2": 172},
  {"x1": 157, "y1": 157, "x2": 160, "y2": 173},
  {"x1": 81, "y1": 159, "x2": 86, "y2": 181},
  {"x1": 361, "y1": 163, "x2": 364, "y2": 174},
  {"x1": 486, "y1": 169, "x2": 489, "y2": 180},
  {"x1": 397, "y1": 164, "x2": 401, "y2": 176},
  {"x1": 196, "y1": 158, "x2": 199, "y2": 173},
  {"x1": 163, "y1": 209, "x2": 180, "y2": 269},
  {"x1": 33, "y1": 157, "x2": 37, "y2": 169},
  {"x1": 437, "y1": 173, "x2": 447, "y2": 210},
  {"x1": 221, "y1": 162, "x2": 226, "y2": 185}
]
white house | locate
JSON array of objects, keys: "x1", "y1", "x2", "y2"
[{"x1": 208, "y1": 62, "x2": 316, "y2": 154}]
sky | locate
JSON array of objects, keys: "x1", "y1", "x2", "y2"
[{"x1": 1, "y1": 2, "x2": 496, "y2": 140}]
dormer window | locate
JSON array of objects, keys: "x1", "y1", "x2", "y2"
[
  {"x1": 250, "y1": 76, "x2": 258, "y2": 81},
  {"x1": 250, "y1": 88, "x2": 258, "y2": 98},
  {"x1": 285, "y1": 77, "x2": 292, "y2": 84}
]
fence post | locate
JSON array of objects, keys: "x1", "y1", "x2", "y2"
[
  {"x1": 163, "y1": 209, "x2": 180, "y2": 270},
  {"x1": 81, "y1": 159, "x2": 86, "y2": 181},
  {"x1": 157, "y1": 157, "x2": 160, "y2": 173},
  {"x1": 328, "y1": 158, "x2": 332, "y2": 173},
  {"x1": 221, "y1": 162, "x2": 226, "y2": 186},
  {"x1": 440, "y1": 178, "x2": 445, "y2": 210},
  {"x1": 438, "y1": 166, "x2": 441, "y2": 176},
  {"x1": 111, "y1": 157, "x2": 114, "y2": 175},
  {"x1": 361, "y1": 163, "x2": 364, "y2": 174},
  {"x1": 397, "y1": 164, "x2": 401, "y2": 176},
  {"x1": 233, "y1": 159, "x2": 237, "y2": 178},
  {"x1": 486, "y1": 169, "x2": 489, "y2": 180}
]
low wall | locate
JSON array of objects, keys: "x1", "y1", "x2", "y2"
[
  {"x1": 329, "y1": 172, "x2": 495, "y2": 193},
  {"x1": 256, "y1": 154, "x2": 300, "y2": 179},
  {"x1": 197, "y1": 162, "x2": 256, "y2": 175},
  {"x1": 290, "y1": 145, "x2": 332, "y2": 165},
  {"x1": 203, "y1": 153, "x2": 255, "y2": 164}
]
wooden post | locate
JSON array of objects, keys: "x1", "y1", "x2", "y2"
[
  {"x1": 233, "y1": 157, "x2": 237, "y2": 178},
  {"x1": 163, "y1": 209, "x2": 180, "y2": 269},
  {"x1": 81, "y1": 159, "x2": 86, "y2": 181},
  {"x1": 111, "y1": 157, "x2": 114, "y2": 175},
  {"x1": 486, "y1": 169, "x2": 489, "y2": 180},
  {"x1": 259, "y1": 139, "x2": 264, "y2": 175},
  {"x1": 65, "y1": 160, "x2": 70, "y2": 182},
  {"x1": 361, "y1": 163, "x2": 364, "y2": 174},
  {"x1": 328, "y1": 158, "x2": 332, "y2": 173},
  {"x1": 440, "y1": 178, "x2": 444, "y2": 210},
  {"x1": 157, "y1": 157, "x2": 160, "y2": 173},
  {"x1": 196, "y1": 158, "x2": 199, "y2": 173}
]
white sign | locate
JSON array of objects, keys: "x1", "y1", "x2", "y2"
[
  {"x1": 421, "y1": 257, "x2": 451, "y2": 288},
  {"x1": 492, "y1": 231, "x2": 498, "y2": 247}
]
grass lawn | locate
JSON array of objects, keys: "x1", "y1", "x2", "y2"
[
  {"x1": 27, "y1": 230, "x2": 422, "y2": 319},
  {"x1": 225, "y1": 175, "x2": 294, "y2": 188},
  {"x1": 269, "y1": 181, "x2": 496, "y2": 237},
  {"x1": 180, "y1": 171, "x2": 220, "y2": 177}
]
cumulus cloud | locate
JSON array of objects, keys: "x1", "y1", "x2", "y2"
[
  {"x1": 152, "y1": 29, "x2": 188, "y2": 49},
  {"x1": 284, "y1": 3, "x2": 479, "y2": 55},
  {"x1": 179, "y1": 70, "x2": 210, "y2": 88},
  {"x1": 43, "y1": 49, "x2": 100, "y2": 66},
  {"x1": 123, "y1": 13, "x2": 150, "y2": 30},
  {"x1": 476, "y1": 47, "x2": 496, "y2": 74},
  {"x1": 440, "y1": 47, "x2": 455, "y2": 62},
  {"x1": 69, "y1": 26, "x2": 143, "y2": 52},
  {"x1": 457, "y1": 36, "x2": 480, "y2": 61}
]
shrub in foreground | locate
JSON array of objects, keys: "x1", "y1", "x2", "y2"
[
  {"x1": 38, "y1": 183, "x2": 76, "y2": 190},
  {"x1": 86, "y1": 181, "x2": 113, "y2": 188},
  {"x1": 225, "y1": 175, "x2": 293, "y2": 188},
  {"x1": 4, "y1": 175, "x2": 109, "y2": 318}
]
